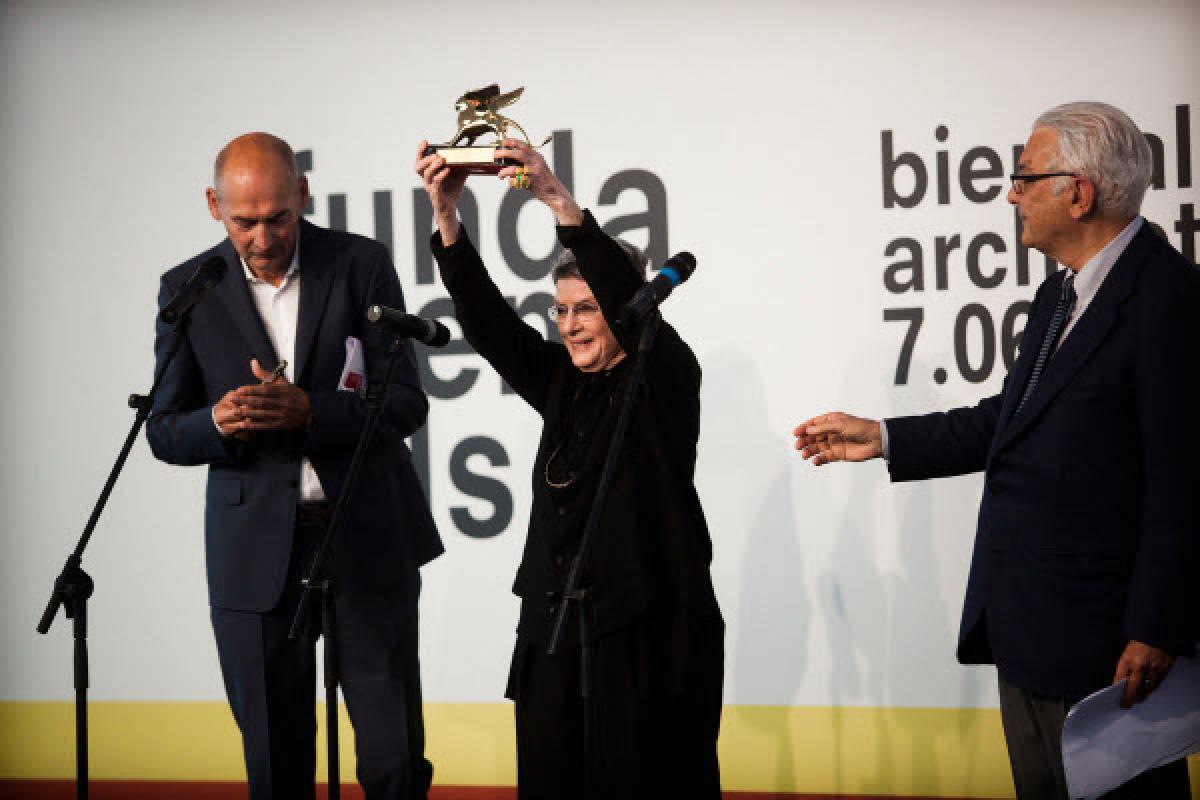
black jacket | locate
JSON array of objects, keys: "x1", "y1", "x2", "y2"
[{"x1": 432, "y1": 211, "x2": 720, "y2": 679}]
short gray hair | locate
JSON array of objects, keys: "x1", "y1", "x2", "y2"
[
  {"x1": 1034, "y1": 102, "x2": 1153, "y2": 218},
  {"x1": 551, "y1": 239, "x2": 647, "y2": 284}
]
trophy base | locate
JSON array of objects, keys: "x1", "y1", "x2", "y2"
[{"x1": 422, "y1": 144, "x2": 519, "y2": 174}]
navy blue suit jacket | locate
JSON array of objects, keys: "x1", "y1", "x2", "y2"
[
  {"x1": 147, "y1": 219, "x2": 442, "y2": 613},
  {"x1": 887, "y1": 224, "x2": 1200, "y2": 699}
]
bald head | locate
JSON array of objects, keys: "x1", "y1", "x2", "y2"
[
  {"x1": 206, "y1": 132, "x2": 309, "y2": 281},
  {"x1": 213, "y1": 132, "x2": 300, "y2": 199}
]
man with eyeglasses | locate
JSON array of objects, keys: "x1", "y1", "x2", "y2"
[
  {"x1": 147, "y1": 132, "x2": 442, "y2": 799},
  {"x1": 793, "y1": 102, "x2": 1199, "y2": 798}
]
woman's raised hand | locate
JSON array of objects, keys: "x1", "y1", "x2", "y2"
[
  {"x1": 495, "y1": 138, "x2": 583, "y2": 226},
  {"x1": 415, "y1": 140, "x2": 469, "y2": 244}
]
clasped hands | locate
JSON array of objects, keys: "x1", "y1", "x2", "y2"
[{"x1": 214, "y1": 358, "x2": 311, "y2": 439}]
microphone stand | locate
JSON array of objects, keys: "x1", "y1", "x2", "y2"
[
  {"x1": 289, "y1": 335, "x2": 407, "y2": 800},
  {"x1": 36, "y1": 316, "x2": 193, "y2": 800},
  {"x1": 546, "y1": 310, "x2": 660, "y2": 798}
]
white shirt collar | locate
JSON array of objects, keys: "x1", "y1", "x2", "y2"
[{"x1": 1071, "y1": 215, "x2": 1143, "y2": 310}]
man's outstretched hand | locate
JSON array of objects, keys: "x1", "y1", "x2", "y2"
[{"x1": 793, "y1": 412, "x2": 883, "y2": 465}]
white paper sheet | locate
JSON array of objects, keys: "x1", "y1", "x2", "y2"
[{"x1": 1062, "y1": 656, "x2": 1200, "y2": 798}]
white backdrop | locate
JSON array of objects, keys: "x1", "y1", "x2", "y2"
[{"x1": 1, "y1": 0, "x2": 1197, "y2": 712}]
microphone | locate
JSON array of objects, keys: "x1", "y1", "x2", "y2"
[
  {"x1": 159, "y1": 256, "x2": 228, "y2": 324},
  {"x1": 616, "y1": 251, "x2": 696, "y2": 329},
  {"x1": 366, "y1": 306, "x2": 452, "y2": 347}
]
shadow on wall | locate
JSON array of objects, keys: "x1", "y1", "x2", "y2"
[
  {"x1": 822, "y1": 350, "x2": 990, "y2": 796},
  {"x1": 700, "y1": 350, "x2": 811, "y2": 790},
  {"x1": 699, "y1": 345, "x2": 998, "y2": 794}
]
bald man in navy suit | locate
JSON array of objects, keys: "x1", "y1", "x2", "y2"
[{"x1": 148, "y1": 133, "x2": 442, "y2": 799}]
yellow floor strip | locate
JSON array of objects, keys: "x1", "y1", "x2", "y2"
[{"x1": 0, "y1": 702, "x2": 1196, "y2": 797}]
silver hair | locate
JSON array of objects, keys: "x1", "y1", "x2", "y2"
[
  {"x1": 551, "y1": 239, "x2": 647, "y2": 284},
  {"x1": 1033, "y1": 102, "x2": 1153, "y2": 218}
]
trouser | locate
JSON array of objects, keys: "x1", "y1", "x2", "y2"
[
  {"x1": 997, "y1": 672, "x2": 1190, "y2": 800},
  {"x1": 507, "y1": 604, "x2": 725, "y2": 800},
  {"x1": 210, "y1": 506, "x2": 432, "y2": 800}
]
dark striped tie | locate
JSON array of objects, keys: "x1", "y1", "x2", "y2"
[{"x1": 1014, "y1": 273, "x2": 1076, "y2": 417}]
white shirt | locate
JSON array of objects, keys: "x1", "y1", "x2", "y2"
[
  {"x1": 1056, "y1": 215, "x2": 1144, "y2": 350},
  {"x1": 213, "y1": 245, "x2": 326, "y2": 502}
]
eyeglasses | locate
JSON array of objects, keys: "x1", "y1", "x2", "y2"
[
  {"x1": 1009, "y1": 172, "x2": 1076, "y2": 195},
  {"x1": 549, "y1": 301, "x2": 601, "y2": 321}
]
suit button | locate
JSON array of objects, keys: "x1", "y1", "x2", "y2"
[
  {"x1": 557, "y1": 506, "x2": 567, "y2": 517},
  {"x1": 555, "y1": 555, "x2": 566, "y2": 567},
  {"x1": 287, "y1": 479, "x2": 299, "y2": 489}
]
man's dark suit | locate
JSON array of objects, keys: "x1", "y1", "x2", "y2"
[
  {"x1": 147, "y1": 218, "x2": 443, "y2": 798},
  {"x1": 884, "y1": 222, "x2": 1199, "y2": 796},
  {"x1": 886, "y1": 222, "x2": 1198, "y2": 700}
]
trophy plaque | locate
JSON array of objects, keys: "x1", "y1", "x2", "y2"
[{"x1": 423, "y1": 84, "x2": 540, "y2": 174}]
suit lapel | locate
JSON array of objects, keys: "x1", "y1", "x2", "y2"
[
  {"x1": 293, "y1": 219, "x2": 334, "y2": 387},
  {"x1": 993, "y1": 271, "x2": 1061, "y2": 438},
  {"x1": 993, "y1": 226, "x2": 1148, "y2": 451},
  {"x1": 211, "y1": 238, "x2": 280, "y2": 367}
]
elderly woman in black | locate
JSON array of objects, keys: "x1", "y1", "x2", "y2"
[{"x1": 416, "y1": 139, "x2": 723, "y2": 799}]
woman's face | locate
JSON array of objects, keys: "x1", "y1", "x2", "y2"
[{"x1": 554, "y1": 277, "x2": 626, "y2": 373}]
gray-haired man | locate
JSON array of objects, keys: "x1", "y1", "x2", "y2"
[{"x1": 795, "y1": 103, "x2": 1200, "y2": 798}]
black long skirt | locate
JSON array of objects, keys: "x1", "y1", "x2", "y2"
[{"x1": 505, "y1": 602, "x2": 724, "y2": 800}]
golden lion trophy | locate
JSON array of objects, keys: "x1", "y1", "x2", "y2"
[{"x1": 422, "y1": 84, "x2": 545, "y2": 174}]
